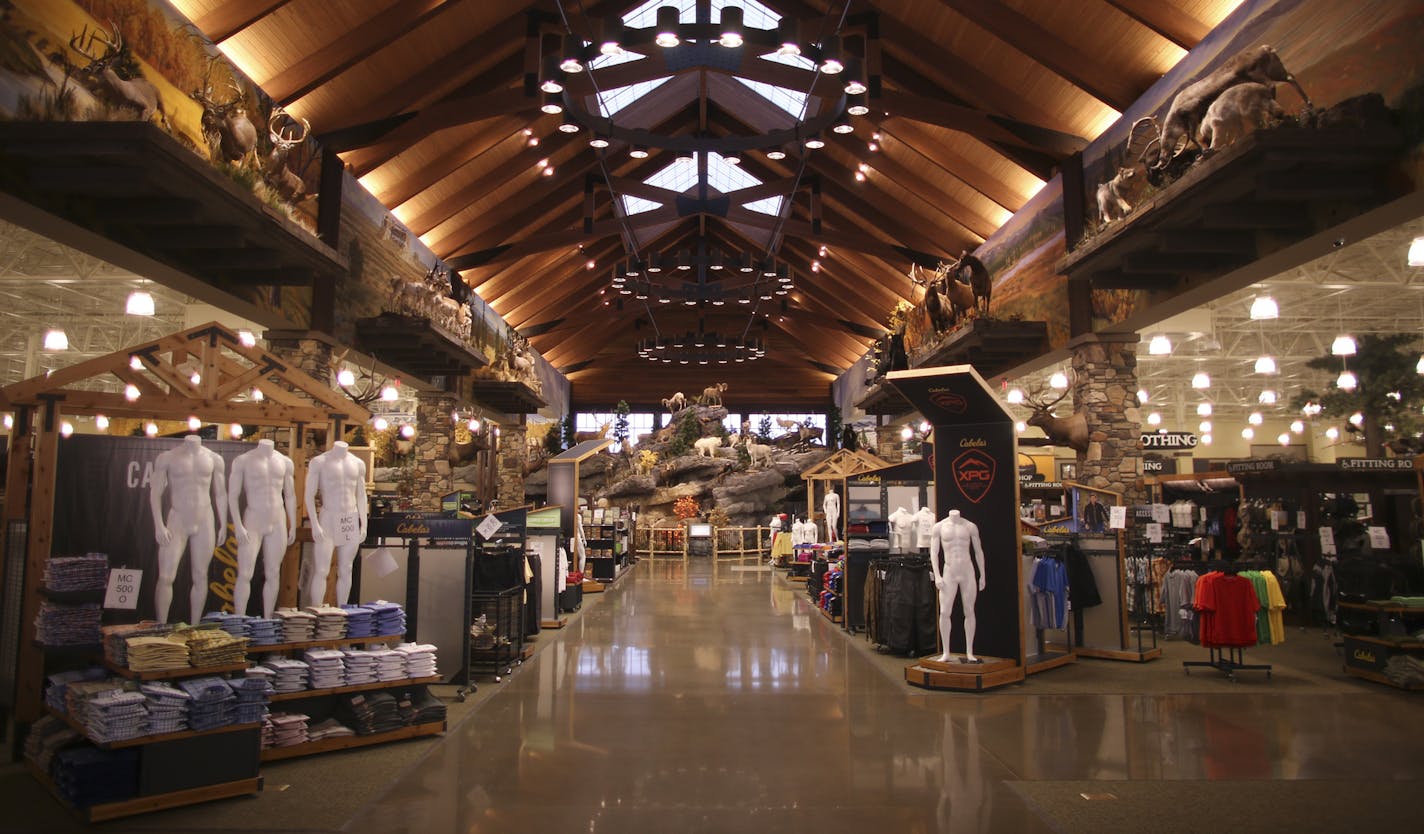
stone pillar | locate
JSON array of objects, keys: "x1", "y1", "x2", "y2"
[
  {"x1": 1069, "y1": 333, "x2": 1145, "y2": 504},
  {"x1": 266, "y1": 331, "x2": 337, "y2": 452},
  {"x1": 498, "y1": 423, "x2": 527, "y2": 507},
  {"x1": 413, "y1": 392, "x2": 458, "y2": 511}
]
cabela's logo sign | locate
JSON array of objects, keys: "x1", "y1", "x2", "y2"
[
  {"x1": 952, "y1": 447, "x2": 995, "y2": 504},
  {"x1": 928, "y1": 387, "x2": 967, "y2": 414}
]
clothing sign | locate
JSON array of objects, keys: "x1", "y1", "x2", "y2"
[
  {"x1": 53, "y1": 436, "x2": 255, "y2": 621},
  {"x1": 1319, "y1": 527, "x2": 1336, "y2": 555},
  {"x1": 1140, "y1": 432, "x2": 1196, "y2": 449},
  {"x1": 1108, "y1": 506, "x2": 1127, "y2": 530},
  {"x1": 332, "y1": 512, "x2": 362, "y2": 546},
  {"x1": 1368, "y1": 526, "x2": 1391, "y2": 550},
  {"x1": 476, "y1": 513, "x2": 504, "y2": 540},
  {"x1": 104, "y1": 568, "x2": 142, "y2": 610},
  {"x1": 1146, "y1": 523, "x2": 1163, "y2": 543},
  {"x1": 1151, "y1": 504, "x2": 1170, "y2": 524}
]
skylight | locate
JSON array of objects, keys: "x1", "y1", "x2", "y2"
[
  {"x1": 622, "y1": 153, "x2": 783, "y2": 217},
  {"x1": 597, "y1": 75, "x2": 673, "y2": 117}
]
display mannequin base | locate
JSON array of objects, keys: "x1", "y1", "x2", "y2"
[
  {"x1": 540, "y1": 617, "x2": 569, "y2": 629},
  {"x1": 582, "y1": 580, "x2": 606, "y2": 594},
  {"x1": 905, "y1": 655, "x2": 1024, "y2": 691},
  {"x1": 1074, "y1": 645, "x2": 1162, "y2": 662}
]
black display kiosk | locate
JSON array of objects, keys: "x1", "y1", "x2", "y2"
[{"x1": 887, "y1": 366, "x2": 1026, "y2": 691}]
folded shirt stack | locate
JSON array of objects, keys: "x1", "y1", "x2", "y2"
[
  {"x1": 404, "y1": 686, "x2": 447, "y2": 725},
  {"x1": 262, "y1": 658, "x2": 311, "y2": 693},
  {"x1": 341, "y1": 649, "x2": 379, "y2": 685},
  {"x1": 247, "y1": 617, "x2": 283, "y2": 645},
  {"x1": 24, "y1": 714, "x2": 82, "y2": 773},
  {"x1": 305, "y1": 717, "x2": 355, "y2": 741},
  {"x1": 82, "y1": 689, "x2": 149, "y2": 744},
  {"x1": 42, "y1": 553, "x2": 109, "y2": 592},
  {"x1": 178, "y1": 676, "x2": 237, "y2": 731},
  {"x1": 304, "y1": 605, "x2": 348, "y2": 639},
  {"x1": 262, "y1": 712, "x2": 310, "y2": 748},
  {"x1": 340, "y1": 605, "x2": 377, "y2": 638},
  {"x1": 370, "y1": 649, "x2": 408, "y2": 681},
  {"x1": 139, "y1": 682, "x2": 190, "y2": 735},
  {"x1": 274, "y1": 608, "x2": 317, "y2": 643},
  {"x1": 44, "y1": 667, "x2": 108, "y2": 715},
  {"x1": 393, "y1": 643, "x2": 438, "y2": 679},
  {"x1": 361, "y1": 601, "x2": 407, "y2": 637},
  {"x1": 34, "y1": 602, "x2": 102, "y2": 647},
  {"x1": 303, "y1": 649, "x2": 346, "y2": 689},
  {"x1": 64, "y1": 680, "x2": 127, "y2": 725},
  {"x1": 124, "y1": 635, "x2": 191, "y2": 672},
  {"x1": 227, "y1": 677, "x2": 273, "y2": 724},
  {"x1": 186, "y1": 629, "x2": 249, "y2": 667},
  {"x1": 337, "y1": 691, "x2": 405, "y2": 735},
  {"x1": 103, "y1": 622, "x2": 173, "y2": 667},
  {"x1": 52, "y1": 747, "x2": 140, "y2": 808},
  {"x1": 200, "y1": 611, "x2": 253, "y2": 639}
]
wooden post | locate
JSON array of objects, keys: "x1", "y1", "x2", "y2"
[
  {"x1": 1062, "y1": 150, "x2": 1086, "y2": 252},
  {"x1": 16, "y1": 401, "x2": 60, "y2": 721}
]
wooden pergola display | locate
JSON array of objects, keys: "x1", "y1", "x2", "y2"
[
  {"x1": 800, "y1": 449, "x2": 890, "y2": 543},
  {"x1": 0, "y1": 322, "x2": 369, "y2": 722}
]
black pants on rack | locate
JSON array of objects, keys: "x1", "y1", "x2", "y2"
[{"x1": 880, "y1": 562, "x2": 938, "y2": 656}]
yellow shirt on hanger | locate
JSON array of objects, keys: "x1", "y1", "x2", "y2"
[{"x1": 1263, "y1": 571, "x2": 1287, "y2": 645}]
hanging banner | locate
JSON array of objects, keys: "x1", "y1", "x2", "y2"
[{"x1": 53, "y1": 435, "x2": 256, "y2": 623}]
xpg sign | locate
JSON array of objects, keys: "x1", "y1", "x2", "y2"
[
  {"x1": 952, "y1": 448, "x2": 996, "y2": 504},
  {"x1": 1140, "y1": 432, "x2": 1197, "y2": 449}
]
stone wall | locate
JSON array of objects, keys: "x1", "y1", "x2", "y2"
[
  {"x1": 412, "y1": 392, "x2": 458, "y2": 511},
  {"x1": 1069, "y1": 333, "x2": 1145, "y2": 504},
  {"x1": 497, "y1": 424, "x2": 527, "y2": 507}
]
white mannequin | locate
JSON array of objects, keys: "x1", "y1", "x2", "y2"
[
  {"x1": 794, "y1": 517, "x2": 812, "y2": 545},
  {"x1": 303, "y1": 441, "x2": 369, "y2": 607},
  {"x1": 228, "y1": 439, "x2": 297, "y2": 617},
  {"x1": 822, "y1": 491, "x2": 840, "y2": 543},
  {"x1": 929, "y1": 509, "x2": 986, "y2": 663},
  {"x1": 914, "y1": 505, "x2": 936, "y2": 551},
  {"x1": 769, "y1": 515, "x2": 783, "y2": 534},
  {"x1": 887, "y1": 506, "x2": 914, "y2": 553},
  {"x1": 149, "y1": 434, "x2": 228, "y2": 623}
]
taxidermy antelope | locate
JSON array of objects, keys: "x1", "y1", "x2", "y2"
[
  {"x1": 266, "y1": 107, "x2": 311, "y2": 201},
  {"x1": 701, "y1": 382, "x2": 728, "y2": 406},
  {"x1": 69, "y1": 23, "x2": 163, "y2": 123},
  {"x1": 193, "y1": 67, "x2": 257, "y2": 164},
  {"x1": 1135, "y1": 44, "x2": 1308, "y2": 169},
  {"x1": 1023, "y1": 378, "x2": 1089, "y2": 454}
]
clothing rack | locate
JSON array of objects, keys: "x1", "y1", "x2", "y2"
[{"x1": 1181, "y1": 562, "x2": 1275, "y2": 681}]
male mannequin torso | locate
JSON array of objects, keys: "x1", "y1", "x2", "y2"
[
  {"x1": 914, "y1": 506, "x2": 936, "y2": 550},
  {"x1": 149, "y1": 435, "x2": 228, "y2": 623},
  {"x1": 303, "y1": 441, "x2": 368, "y2": 607},
  {"x1": 887, "y1": 506, "x2": 914, "y2": 553},
  {"x1": 228, "y1": 439, "x2": 296, "y2": 617},
  {"x1": 929, "y1": 509, "x2": 986, "y2": 663}
]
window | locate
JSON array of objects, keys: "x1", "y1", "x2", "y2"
[
  {"x1": 575, "y1": 411, "x2": 654, "y2": 451},
  {"x1": 627, "y1": 153, "x2": 782, "y2": 217}
]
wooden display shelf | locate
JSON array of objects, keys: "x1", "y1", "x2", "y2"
[
  {"x1": 1075, "y1": 646, "x2": 1163, "y2": 662},
  {"x1": 905, "y1": 655, "x2": 1025, "y2": 691},
  {"x1": 260, "y1": 720, "x2": 445, "y2": 762},
  {"x1": 104, "y1": 660, "x2": 250, "y2": 681},
  {"x1": 1339, "y1": 601, "x2": 1424, "y2": 615},
  {"x1": 1343, "y1": 666, "x2": 1423, "y2": 691},
  {"x1": 540, "y1": 617, "x2": 569, "y2": 629},
  {"x1": 1025, "y1": 650, "x2": 1077, "y2": 675},
  {"x1": 245, "y1": 633, "x2": 406, "y2": 654},
  {"x1": 46, "y1": 707, "x2": 259, "y2": 750},
  {"x1": 39, "y1": 587, "x2": 106, "y2": 602},
  {"x1": 581, "y1": 580, "x2": 606, "y2": 594},
  {"x1": 1340, "y1": 633, "x2": 1424, "y2": 649},
  {"x1": 817, "y1": 607, "x2": 843, "y2": 624},
  {"x1": 28, "y1": 761, "x2": 261, "y2": 823},
  {"x1": 268, "y1": 676, "x2": 441, "y2": 702}
]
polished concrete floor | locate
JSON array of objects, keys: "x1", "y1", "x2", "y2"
[{"x1": 341, "y1": 560, "x2": 1424, "y2": 834}]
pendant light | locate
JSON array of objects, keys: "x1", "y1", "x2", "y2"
[
  {"x1": 1196, "y1": 402, "x2": 1212, "y2": 417},
  {"x1": 1006, "y1": 388, "x2": 1024, "y2": 404},
  {"x1": 1048, "y1": 371, "x2": 1069, "y2": 389},
  {"x1": 718, "y1": 6, "x2": 743, "y2": 48},
  {"x1": 1337, "y1": 370, "x2": 1358, "y2": 390},
  {"x1": 1148, "y1": 335, "x2": 1171, "y2": 355},
  {"x1": 1146, "y1": 412, "x2": 1161, "y2": 426},
  {"x1": 1199, "y1": 421, "x2": 1212, "y2": 433},
  {"x1": 1248, "y1": 412, "x2": 1264, "y2": 425},
  {"x1": 1277, "y1": 433, "x2": 1291, "y2": 446},
  {"x1": 43, "y1": 328, "x2": 68, "y2": 351},
  {"x1": 1290, "y1": 420, "x2": 1305, "y2": 434},
  {"x1": 655, "y1": 6, "x2": 680, "y2": 47},
  {"x1": 1258, "y1": 390, "x2": 1277, "y2": 405},
  {"x1": 1331, "y1": 334, "x2": 1356, "y2": 356},
  {"x1": 1325, "y1": 426, "x2": 1339, "y2": 440},
  {"x1": 1248, "y1": 295, "x2": 1278, "y2": 319},
  {"x1": 1409, "y1": 236, "x2": 1424, "y2": 266},
  {"x1": 1241, "y1": 427, "x2": 1255, "y2": 439},
  {"x1": 1254, "y1": 355, "x2": 1277, "y2": 374},
  {"x1": 1136, "y1": 389, "x2": 1149, "y2": 404},
  {"x1": 125, "y1": 290, "x2": 155, "y2": 316},
  {"x1": 1191, "y1": 371, "x2": 1210, "y2": 389}
]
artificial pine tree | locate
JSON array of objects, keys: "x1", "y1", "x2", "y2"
[
  {"x1": 1291, "y1": 333, "x2": 1424, "y2": 456},
  {"x1": 612, "y1": 400, "x2": 631, "y2": 453}
]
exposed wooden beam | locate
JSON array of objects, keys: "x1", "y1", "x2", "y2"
[
  {"x1": 878, "y1": 90, "x2": 1067, "y2": 181},
  {"x1": 266, "y1": 0, "x2": 465, "y2": 105},
  {"x1": 821, "y1": 136, "x2": 997, "y2": 242},
  {"x1": 190, "y1": 0, "x2": 295, "y2": 43},
  {"x1": 431, "y1": 155, "x2": 603, "y2": 256},
  {"x1": 934, "y1": 0, "x2": 1140, "y2": 111},
  {"x1": 377, "y1": 118, "x2": 526, "y2": 210},
  {"x1": 873, "y1": 118, "x2": 1024, "y2": 213},
  {"x1": 1102, "y1": 0, "x2": 1209, "y2": 51}
]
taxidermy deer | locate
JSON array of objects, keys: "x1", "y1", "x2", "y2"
[
  {"x1": 1197, "y1": 82, "x2": 1285, "y2": 153},
  {"x1": 949, "y1": 252, "x2": 992, "y2": 318},
  {"x1": 1023, "y1": 378, "x2": 1090, "y2": 454},
  {"x1": 909, "y1": 263, "x2": 955, "y2": 334},
  {"x1": 69, "y1": 23, "x2": 163, "y2": 123},
  {"x1": 701, "y1": 382, "x2": 728, "y2": 406},
  {"x1": 193, "y1": 62, "x2": 257, "y2": 164},
  {"x1": 1096, "y1": 166, "x2": 1136, "y2": 224},
  {"x1": 266, "y1": 107, "x2": 311, "y2": 201},
  {"x1": 1135, "y1": 45, "x2": 1309, "y2": 169}
]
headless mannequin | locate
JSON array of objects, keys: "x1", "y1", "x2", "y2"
[
  {"x1": 228, "y1": 439, "x2": 296, "y2": 617},
  {"x1": 149, "y1": 435, "x2": 228, "y2": 623},
  {"x1": 823, "y1": 491, "x2": 840, "y2": 543},
  {"x1": 930, "y1": 509, "x2": 986, "y2": 663},
  {"x1": 914, "y1": 505, "x2": 936, "y2": 551},
  {"x1": 303, "y1": 441, "x2": 368, "y2": 607},
  {"x1": 887, "y1": 506, "x2": 914, "y2": 553}
]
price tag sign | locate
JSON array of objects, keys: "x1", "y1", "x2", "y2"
[
  {"x1": 104, "y1": 568, "x2": 142, "y2": 610},
  {"x1": 1146, "y1": 522, "x2": 1163, "y2": 543},
  {"x1": 333, "y1": 512, "x2": 361, "y2": 546},
  {"x1": 1150, "y1": 504, "x2": 1170, "y2": 524},
  {"x1": 476, "y1": 513, "x2": 503, "y2": 540},
  {"x1": 1108, "y1": 505, "x2": 1127, "y2": 530},
  {"x1": 1319, "y1": 526, "x2": 1336, "y2": 555},
  {"x1": 1269, "y1": 511, "x2": 1281, "y2": 531},
  {"x1": 1368, "y1": 525, "x2": 1391, "y2": 550}
]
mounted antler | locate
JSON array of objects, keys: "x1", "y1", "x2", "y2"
[
  {"x1": 1022, "y1": 373, "x2": 1089, "y2": 453},
  {"x1": 68, "y1": 21, "x2": 163, "y2": 122},
  {"x1": 265, "y1": 106, "x2": 311, "y2": 200},
  {"x1": 329, "y1": 348, "x2": 390, "y2": 408},
  {"x1": 193, "y1": 63, "x2": 256, "y2": 162}
]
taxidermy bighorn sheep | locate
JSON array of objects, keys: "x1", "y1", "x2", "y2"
[
  {"x1": 1023, "y1": 376, "x2": 1090, "y2": 454},
  {"x1": 662, "y1": 392, "x2": 687, "y2": 413},
  {"x1": 701, "y1": 383, "x2": 728, "y2": 406},
  {"x1": 1134, "y1": 44, "x2": 1309, "y2": 170}
]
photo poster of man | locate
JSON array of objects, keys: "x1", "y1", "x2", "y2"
[
  {"x1": 52, "y1": 435, "x2": 265, "y2": 623},
  {"x1": 1073, "y1": 487, "x2": 1113, "y2": 535}
]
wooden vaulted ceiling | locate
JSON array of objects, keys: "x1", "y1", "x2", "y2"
[{"x1": 179, "y1": 0, "x2": 1238, "y2": 408}]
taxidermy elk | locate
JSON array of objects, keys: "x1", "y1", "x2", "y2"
[
  {"x1": 1022, "y1": 380, "x2": 1090, "y2": 454},
  {"x1": 949, "y1": 252, "x2": 992, "y2": 318},
  {"x1": 69, "y1": 23, "x2": 164, "y2": 123},
  {"x1": 1135, "y1": 44, "x2": 1309, "y2": 170},
  {"x1": 193, "y1": 61, "x2": 257, "y2": 164},
  {"x1": 266, "y1": 107, "x2": 312, "y2": 201},
  {"x1": 909, "y1": 264, "x2": 955, "y2": 334}
]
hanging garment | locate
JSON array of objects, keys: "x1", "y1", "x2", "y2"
[
  {"x1": 1194, "y1": 572, "x2": 1261, "y2": 649},
  {"x1": 1062, "y1": 543, "x2": 1102, "y2": 609},
  {"x1": 1029, "y1": 557, "x2": 1069, "y2": 630}
]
